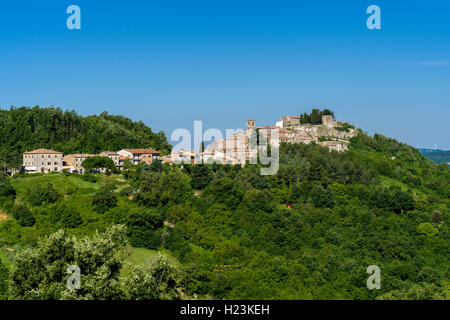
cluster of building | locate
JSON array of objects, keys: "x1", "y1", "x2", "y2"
[
  {"x1": 21, "y1": 114, "x2": 357, "y2": 172},
  {"x1": 22, "y1": 148, "x2": 161, "y2": 174},
  {"x1": 169, "y1": 115, "x2": 357, "y2": 165}
]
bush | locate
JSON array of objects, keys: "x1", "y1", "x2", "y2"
[
  {"x1": 92, "y1": 186, "x2": 117, "y2": 214},
  {"x1": 0, "y1": 259, "x2": 8, "y2": 299},
  {"x1": 11, "y1": 204, "x2": 36, "y2": 227},
  {"x1": 0, "y1": 175, "x2": 16, "y2": 198},
  {"x1": 49, "y1": 203, "x2": 82, "y2": 228},
  {"x1": 28, "y1": 183, "x2": 59, "y2": 206},
  {"x1": 80, "y1": 174, "x2": 98, "y2": 183}
]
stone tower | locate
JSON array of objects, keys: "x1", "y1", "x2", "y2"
[
  {"x1": 322, "y1": 115, "x2": 335, "y2": 128},
  {"x1": 246, "y1": 119, "x2": 256, "y2": 130}
]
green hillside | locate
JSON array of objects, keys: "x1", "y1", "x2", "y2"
[
  {"x1": 0, "y1": 106, "x2": 172, "y2": 163},
  {"x1": 0, "y1": 129, "x2": 448, "y2": 300}
]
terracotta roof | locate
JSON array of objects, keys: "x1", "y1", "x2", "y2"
[
  {"x1": 67, "y1": 154, "x2": 97, "y2": 158},
  {"x1": 124, "y1": 148, "x2": 160, "y2": 154},
  {"x1": 118, "y1": 155, "x2": 128, "y2": 161},
  {"x1": 24, "y1": 148, "x2": 62, "y2": 154},
  {"x1": 100, "y1": 151, "x2": 117, "y2": 155},
  {"x1": 258, "y1": 126, "x2": 279, "y2": 129}
]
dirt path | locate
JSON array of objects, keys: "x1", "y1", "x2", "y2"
[{"x1": 0, "y1": 212, "x2": 9, "y2": 222}]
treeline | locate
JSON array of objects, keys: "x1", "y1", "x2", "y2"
[{"x1": 0, "y1": 106, "x2": 172, "y2": 164}]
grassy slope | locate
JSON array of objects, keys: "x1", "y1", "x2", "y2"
[{"x1": 2, "y1": 173, "x2": 179, "y2": 274}]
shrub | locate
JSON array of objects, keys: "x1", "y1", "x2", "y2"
[
  {"x1": 28, "y1": 183, "x2": 59, "y2": 206},
  {"x1": 92, "y1": 186, "x2": 117, "y2": 214},
  {"x1": 49, "y1": 203, "x2": 82, "y2": 228},
  {"x1": 11, "y1": 204, "x2": 36, "y2": 227}
]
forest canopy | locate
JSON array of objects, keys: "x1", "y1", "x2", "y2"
[{"x1": 0, "y1": 106, "x2": 172, "y2": 156}]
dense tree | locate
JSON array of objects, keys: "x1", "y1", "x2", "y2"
[
  {"x1": 11, "y1": 204, "x2": 36, "y2": 227},
  {"x1": 49, "y1": 203, "x2": 82, "y2": 228},
  {"x1": 0, "y1": 175, "x2": 16, "y2": 199},
  {"x1": 82, "y1": 156, "x2": 119, "y2": 174},
  {"x1": 203, "y1": 177, "x2": 244, "y2": 210},
  {"x1": 190, "y1": 164, "x2": 213, "y2": 190},
  {"x1": 0, "y1": 106, "x2": 171, "y2": 155},
  {"x1": 28, "y1": 183, "x2": 59, "y2": 206},
  {"x1": 124, "y1": 253, "x2": 182, "y2": 300},
  {"x1": 92, "y1": 186, "x2": 118, "y2": 214},
  {"x1": 299, "y1": 108, "x2": 335, "y2": 125},
  {"x1": 8, "y1": 225, "x2": 128, "y2": 299},
  {"x1": 0, "y1": 259, "x2": 7, "y2": 299}
]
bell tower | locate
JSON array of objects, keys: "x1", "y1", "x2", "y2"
[{"x1": 246, "y1": 119, "x2": 256, "y2": 130}]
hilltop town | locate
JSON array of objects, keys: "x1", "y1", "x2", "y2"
[
  {"x1": 19, "y1": 111, "x2": 357, "y2": 173},
  {"x1": 173, "y1": 112, "x2": 358, "y2": 166}
]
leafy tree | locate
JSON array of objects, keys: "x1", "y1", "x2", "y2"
[
  {"x1": 0, "y1": 149, "x2": 21, "y2": 174},
  {"x1": 11, "y1": 204, "x2": 36, "y2": 227},
  {"x1": 126, "y1": 208, "x2": 163, "y2": 249},
  {"x1": 0, "y1": 175, "x2": 16, "y2": 198},
  {"x1": 310, "y1": 183, "x2": 335, "y2": 208},
  {"x1": 203, "y1": 177, "x2": 244, "y2": 210},
  {"x1": 159, "y1": 169, "x2": 192, "y2": 205},
  {"x1": 190, "y1": 164, "x2": 213, "y2": 190},
  {"x1": 92, "y1": 186, "x2": 117, "y2": 214},
  {"x1": 417, "y1": 223, "x2": 438, "y2": 237},
  {"x1": 377, "y1": 283, "x2": 448, "y2": 300},
  {"x1": 0, "y1": 259, "x2": 8, "y2": 299},
  {"x1": 8, "y1": 225, "x2": 128, "y2": 299},
  {"x1": 0, "y1": 106, "x2": 171, "y2": 155},
  {"x1": 82, "y1": 156, "x2": 119, "y2": 174},
  {"x1": 310, "y1": 108, "x2": 321, "y2": 124},
  {"x1": 123, "y1": 253, "x2": 181, "y2": 300},
  {"x1": 148, "y1": 159, "x2": 163, "y2": 173},
  {"x1": 28, "y1": 183, "x2": 59, "y2": 206},
  {"x1": 49, "y1": 203, "x2": 82, "y2": 228},
  {"x1": 431, "y1": 210, "x2": 443, "y2": 223}
]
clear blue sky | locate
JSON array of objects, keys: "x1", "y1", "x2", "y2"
[{"x1": 0, "y1": 0, "x2": 449, "y2": 149}]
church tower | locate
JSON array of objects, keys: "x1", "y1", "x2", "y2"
[{"x1": 246, "y1": 119, "x2": 256, "y2": 130}]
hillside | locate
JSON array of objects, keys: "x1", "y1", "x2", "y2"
[
  {"x1": 0, "y1": 129, "x2": 448, "y2": 300},
  {"x1": 0, "y1": 106, "x2": 172, "y2": 161}
]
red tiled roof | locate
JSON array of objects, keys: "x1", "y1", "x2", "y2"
[
  {"x1": 258, "y1": 126, "x2": 279, "y2": 129},
  {"x1": 67, "y1": 154, "x2": 97, "y2": 158},
  {"x1": 124, "y1": 148, "x2": 160, "y2": 154},
  {"x1": 24, "y1": 148, "x2": 62, "y2": 154}
]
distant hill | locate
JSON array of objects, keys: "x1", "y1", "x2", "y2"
[
  {"x1": 420, "y1": 150, "x2": 450, "y2": 164},
  {"x1": 0, "y1": 106, "x2": 172, "y2": 156},
  {"x1": 418, "y1": 148, "x2": 443, "y2": 154}
]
